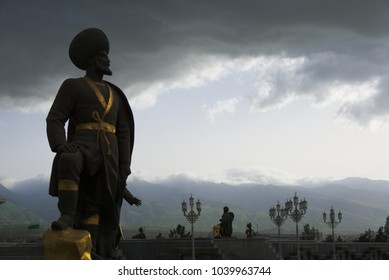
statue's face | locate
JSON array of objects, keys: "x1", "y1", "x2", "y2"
[{"x1": 93, "y1": 50, "x2": 112, "y2": 76}]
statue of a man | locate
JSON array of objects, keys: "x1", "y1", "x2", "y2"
[
  {"x1": 219, "y1": 206, "x2": 234, "y2": 237},
  {"x1": 46, "y1": 28, "x2": 141, "y2": 259}
]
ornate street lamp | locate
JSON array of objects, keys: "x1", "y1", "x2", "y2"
[
  {"x1": 269, "y1": 200, "x2": 289, "y2": 259},
  {"x1": 285, "y1": 192, "x2": 307, "y2": 260},
  {"x1": 323, "y1": 206, "x2": 342, "y2": 259},
  {"x1": 182, "y1": 194, "x2": 201, "y2": 260}
]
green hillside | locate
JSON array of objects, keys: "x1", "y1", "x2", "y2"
[
  {"x1": 0, "y1": 200, "x2": 48, "y2": 226},
  {"x1": 1, "y1": 177, "x2": 389, "y2": 240}
]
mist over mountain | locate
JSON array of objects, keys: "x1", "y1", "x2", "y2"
[{"x1": 1, "y1": 175, "x2": 389, "y2": 235}]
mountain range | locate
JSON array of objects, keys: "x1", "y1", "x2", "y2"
[{"x1": 1, "y1": 176, "x2": 389, "y2": 236}]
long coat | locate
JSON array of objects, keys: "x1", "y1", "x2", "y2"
[{"x1": 46, "y1": 77, "x2": 135, "y2": 235}]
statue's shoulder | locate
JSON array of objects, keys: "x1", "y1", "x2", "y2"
[
  {"x1": 58, "y1": 78, "x2": 86, "y2": 93},
  {"x1": 62, "y1": 77, "x2": 85, "y2": 86}
]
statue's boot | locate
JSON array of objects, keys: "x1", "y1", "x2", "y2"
[
  {"x1": 51, "y1": 179, "x2": 78, "y2": 230},
  {"x1": 80, "y1": 216, "x2": 104, "y2": 260}
]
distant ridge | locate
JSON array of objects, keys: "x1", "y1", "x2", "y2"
[{"x1": 1, "y1": 176, "x2": 389, "y2": 234}]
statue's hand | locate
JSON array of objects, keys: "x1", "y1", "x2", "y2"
[
  {"x1": 133, "y1": 197, "x2": 142, "y2": 207},
  {"x1": 124, "y1": 194, "x2": 142, "y2": 206},
  {"x1": 123, "y1": 188, "x2": 141, "y2": 206},
  {"x1": 57, "y1": 143, "x2": 78, "y2": 153}
]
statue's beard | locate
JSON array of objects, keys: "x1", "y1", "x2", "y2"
[
  {"x1": 99, "y1": 64, "x2": 112, "y2": 76},
  {"x1": 104, "y1": 68, "x2": 113, "y2": 76}
]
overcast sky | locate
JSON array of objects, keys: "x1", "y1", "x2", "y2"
[{"x1": 2, "y1": 0, "x2": 389, "y2": 187}]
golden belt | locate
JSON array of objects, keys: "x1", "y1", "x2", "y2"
[
  {"x1": 75, "y1": 111, "x2": 115, "y2": 155},
  {"x1": 75, "y1": 121, "x2": 116, "y2": 133}
]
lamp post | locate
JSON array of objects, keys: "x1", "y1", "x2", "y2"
[
  {"x1": 323, "y1": 206, "x2": 342, "y2": 259},
  {"x1": 182, "y1": 194, "x2": 201, "y2": 260},
  {"x1": 269, "y1": 200, "x2": 289, "y2": 259},
  {"x1": 285, "y1": 192, "x2": 307, "y2": 260}
]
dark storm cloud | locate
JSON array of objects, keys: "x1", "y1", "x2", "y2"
[{"x1": 1, "y1": 0, "x2": 389, "y2": 124}]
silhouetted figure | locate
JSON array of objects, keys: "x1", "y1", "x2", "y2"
[
  {"x1": 132, "y1": 227, "x2": 146, "y2": 239},
  {"x1": 246, "y1": 222, "x2": 254, "y2": 238},
  {"x1": 155, "y1": 232, "x2": 165, "y2": 239},
  {"x1": 219, "y1": 206, "x2": 234, "y2": 237},
  {"x1": 169, "y1": 224, "x2": 191, "y2": 238},
  {"x1": 46, "y1": 28, "x2": 141, "y2": 259}
]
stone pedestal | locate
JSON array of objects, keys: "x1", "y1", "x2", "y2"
[{"x1": 43, "y1": 228, "x2": 92, "y2": 260}]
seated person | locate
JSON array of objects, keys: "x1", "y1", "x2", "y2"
[
  {"x1": 219, "y1": 206, "x2": 234, "y2": 237},
  {"x1": 131, "y1": 227, "x2": 146, "y2": 239}
]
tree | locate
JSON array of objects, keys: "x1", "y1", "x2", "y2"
[
  {"x1": 324, "y1": 234, "x2": 344, "y2": 243},
  {"x1": 301, "y1": 224, "x2": 320, "y2": 240},
  {"x1": 355, "y1": 228, "x2": 374, "y2": 242},
  {"x1": 374, "y1": 227, "x2": 386, "y2": 242},
  {"x1": 384, "y1": 216, "x2": 389, "y2": 241},
  {"x1": 324, "y1": 234, "x2": 333, "y2": 242},
  {"x1": 336, "y1": 235, "x2": 344, "y2": 242}
]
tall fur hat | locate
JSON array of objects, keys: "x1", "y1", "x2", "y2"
[{"x1": 69, "y1": 28, "x2": 110, "y2": 70}]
